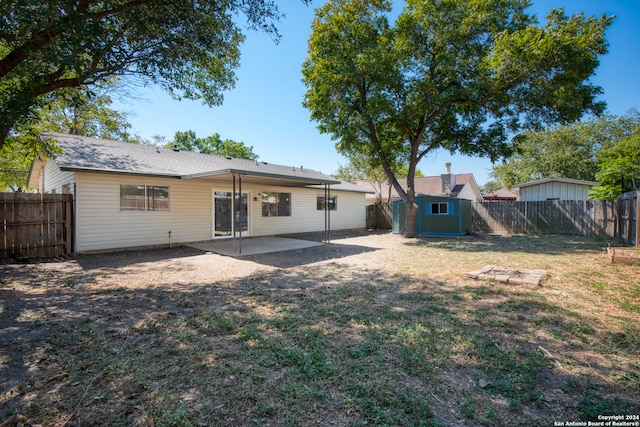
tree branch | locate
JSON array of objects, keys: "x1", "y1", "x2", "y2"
[{"x1": 0, "y1": 28, "x2": 58, "y2": 79}]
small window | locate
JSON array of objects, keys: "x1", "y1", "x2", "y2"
[
  {"x1": 317, "y1": 195, "x2": 337, "y2": 210},
  {"x1": 262, "y1": 192, "x2": 290, "y2": 216},
  {"x1": 61, "y1": 183, "x2": 71, "y2": 194},
  {"x1": 430, "y1": 202, "x2": 448, "y2": 215},
  {"x1": 120, "y1": 184, "x2": 169, "y2": 211}
]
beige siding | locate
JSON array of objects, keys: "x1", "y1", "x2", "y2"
[
  {"x1": 75, "y1": 173, "x2": 213, "y2": 252},
  {"x1": 43, "y1": 161, "x2": 75, "y2": 194},
  {"x1": 251, "y1": 188, "x2": 365, "y2": 236},
  {"x1": 73, "y1": 172, "x2": 366, "y2": 253},
  {"x1": 519, "y1": 182, "x2": 592, "y2": 201}
]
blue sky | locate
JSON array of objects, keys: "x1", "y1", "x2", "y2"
[{"x1": 113, "y1": 0, "x2": 640, "y2": 186}]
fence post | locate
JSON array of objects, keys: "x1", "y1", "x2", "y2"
[
  {"x1": 635, "y1": 191, "x2": 639, "y2": 247},
  {"x1": 66, "y1": 195, "x2": 73, "y2": 255},
  {"x1": 628, "y1": 194, "x2": 634, "y2": 245}
]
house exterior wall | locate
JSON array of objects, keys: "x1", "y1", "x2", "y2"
[
  {"x1": 457, "y1": 183, "x2": 482, "y2": 201},
  {"x1": 518, "y1": 182, "x2": 592, "y2": 201},
  {"x1": 43, "y1": 161, "x2": 75, "y2": 195},
  {"x1": 71, "y1": 171, "x2": 365, "y2": 253},
  {"x1": 250, "y1": 187, "x2": 364, "y2": 236}
]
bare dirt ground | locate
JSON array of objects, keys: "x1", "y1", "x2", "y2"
[{"x1": 1, "y1": 230, "x2": 639, "y2": 426}]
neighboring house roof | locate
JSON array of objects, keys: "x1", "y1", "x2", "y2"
[
  {"x1": 357, "y1": 173, "x2": 479, "y2": 200},
  {"x1": 483, "y1": 188, "x2": 517, "y2": 201},
  {"x1": 511, "y1": 177, "x2": 600, "y2": 190},
  {"x1": 31, "y1": 132, "x2": 365, "y2": 189}
]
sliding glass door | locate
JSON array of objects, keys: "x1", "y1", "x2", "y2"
[{"x1": 213, "y1": 191, "x2": 248, "y2": 238}]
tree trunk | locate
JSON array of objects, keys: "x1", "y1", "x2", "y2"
[{"x1": 404, "y1": 199, "x2": 418, "y2": 238}]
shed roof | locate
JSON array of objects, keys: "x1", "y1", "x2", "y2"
[{"x1": 37, "y1": 132, "x2": 350, "y2": 188}]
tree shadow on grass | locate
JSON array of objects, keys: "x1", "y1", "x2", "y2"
[
  {"x1": 402, "y1": 233, "x2": 615, "y2": 256},
  {"x1": 1, "y1": 259, "x2": 638, "y2": 426},
  {"x1": 243, "y1": 242, "x2": 381, "y2": 268}
]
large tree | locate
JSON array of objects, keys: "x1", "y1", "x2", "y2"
[
  {"x1": 302, "y1": 0, "x2": 612, "y2": 237},
  {"x1": 335, "y1": 153, "x2": 423, "y2": 202},
  {"x1": 1, "y1": 85, "x2": 141, "y2": 191},
  {"x1": 0, "y1": 0, "x2": 288, "y2": 150},
  {"x1": 491, "y1": 112, "x2": 640, "y2": 189}
]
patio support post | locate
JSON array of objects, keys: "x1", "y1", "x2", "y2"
[
  {"x1": 232, "y1": 174, "x2": 236, "y2": 255},
  {"x1": 239, "y1": 175, "x2": 242, "y2": 254},
  {"x1": 324, "y1": 184, "x2": 327, "y2": 244},
  {"x1": 324, "y1": 183, "x2": 331, "y2": 244}
]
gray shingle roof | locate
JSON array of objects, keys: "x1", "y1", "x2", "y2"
[
  {"x1": 41, "y1": 132, "x2": 351, "y2": 188},
  {"x1": 356, "y1": 174, "x2": 476, "y2": 199}
]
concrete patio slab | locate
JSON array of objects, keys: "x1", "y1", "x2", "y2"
[{"x1": 187, "y1": 237, "x2": 324, "y2": 257}]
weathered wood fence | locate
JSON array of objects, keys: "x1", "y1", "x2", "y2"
[
  {"x1": 616, "y1": 190, "x2": 639, "y2": 246},
  {"x1": 366, "y1": 201, "x2": 392, "y2": 230},
  {"x1": 1, "y1": 193, "x2": 74, "y2": 259},
  {"x1": 471, "y1": 190, "x2": 638, "y2": 245}
]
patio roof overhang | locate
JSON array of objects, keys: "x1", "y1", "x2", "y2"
[
  {"x1": 180, "y1": 168, "x2": 341, "y2": 187},
  {"x1": 58, "y1": 167, "x2": 341, "y2": 188}
]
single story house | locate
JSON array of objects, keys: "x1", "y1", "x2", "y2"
[
  {"x1": 27, "y1": 132, "x2": 369, "y2": 253},
  {"x1": 357, "y1": 163, "x2": 483, "y2": 204},
  {"x1": 511, "y1": 178, "x2": 600, "y2": 201},
  {"x1": 392, "y1": 195, "x2": 472, "y2": 236}
]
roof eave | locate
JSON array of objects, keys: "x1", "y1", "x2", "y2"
[
  {"x1": 181, "y1": 169, "x2": 341, "y2": 185},
  {"x1": 26, "y1": 159, "x2": 45, "y2": 189},
  {"x1": 60, "y1": 166, "x2": 181, "y2": 179}
]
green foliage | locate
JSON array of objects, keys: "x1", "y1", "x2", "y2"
[
  {"x1": 590, "y1": 131, "x2": 640, "y2": 199},
  {"x1": 0, "y1": 0, "x2": 286, "y2": 148},
  {"x1": 491, "y1": 112, "x2": 640, "y2": 189},
  {"x1": 167, "y1": 130, "x2": 259, "y2": 160},
  {"x1": 37, "y1": 86, "x2": 143, "y2": 143},
  {"x1": 0, "y1": 139, "x2": 35, "y2": 191},
  {"x1": 335, "y1": 151, "x2": 422, "y2": 200},
  {"x1": 1, "y1": 84, "x2": 140, "y2": 191},
  {"x1": 302, "y1": 0, "x2": 612, "y2": 237},
  {"x1": 480, "y1": 180, "x2": 503, "y2": 193}
]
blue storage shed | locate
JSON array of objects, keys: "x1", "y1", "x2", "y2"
[{"x1": 393, "y1": 195, "x2": 472, "y2": 236}]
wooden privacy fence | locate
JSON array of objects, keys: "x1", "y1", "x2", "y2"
[
  {"x1": 366, "y1": 201, "x2": 392, "y2": 229},
  {"x1": 616, "y1": 190, "x2": 639, "y2": 246},
  {"x1": 472, "y1": 191, "x2": 638, "y2": 246},
  {"x1": 1, "y1": 193, "x2": 73, "y2": 259}
]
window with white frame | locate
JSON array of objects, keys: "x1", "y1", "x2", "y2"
[
  {"x1": 120, "y1": 185, "x2": 169, "y2": 211},
  {"x1": 430, "y1": 202, "x2": 448, "y2": 215}
]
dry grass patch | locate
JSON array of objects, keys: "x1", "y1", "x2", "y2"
[{"x1": 0, "y1": 233, "x2": 638, "y2": 426}]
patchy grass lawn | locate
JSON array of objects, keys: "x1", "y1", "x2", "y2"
[{"x1": 1, "y1": 233, "x2": 639, "y2": 426}]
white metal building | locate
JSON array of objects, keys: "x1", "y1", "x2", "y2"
[{"x1": 511, "y1": 178, "x2": 600, "y2": 201}]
